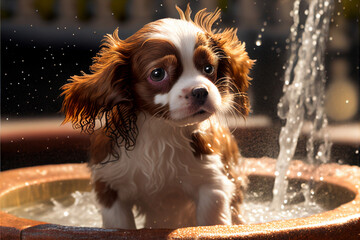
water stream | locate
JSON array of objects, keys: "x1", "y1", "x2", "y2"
[{"x1": 271, "y1": 0, "x2": 333, "y2": 210}]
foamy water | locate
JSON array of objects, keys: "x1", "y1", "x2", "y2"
[
  {"x1": 5, "y1": 191, "x2": 102, "y2": 228},
  {"x1": 4, "y1": 190, "x2": 325, "y2": 227},
  {"x1": 241, "y1": 201, "x2": 324, "y2": 224}
]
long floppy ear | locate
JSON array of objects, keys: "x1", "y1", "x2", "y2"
[
  {"x1": 61, "y1": 28, "x2": 138, "y2": 149},
  {"x1": 214, "y1": 30, "x2": 254, "y2": 116}
]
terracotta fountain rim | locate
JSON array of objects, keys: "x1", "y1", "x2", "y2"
[{"x1": 1, "y1": 159, "x2": 360, "y2": 239}]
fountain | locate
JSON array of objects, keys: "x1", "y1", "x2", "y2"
[
  {"x1": 1, "y1": 0, "x2": 360, "y2": 239},
  {"x1": 1, "y1": 157, "x2": 360, "y2": 239},
  {"x1": 272, "y1": 0, "x2": 333, "y2": 210}
]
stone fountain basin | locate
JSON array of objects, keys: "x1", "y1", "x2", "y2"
[
  {"x1": 1, "y1": 118, "x2": 360, "y2": 239},
  {"x1": 1, "y1": 159, "x2": 360, "y2": 240}
]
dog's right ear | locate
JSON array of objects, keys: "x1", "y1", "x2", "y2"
[{"x1": 61, "y1": 29, "x2": 137, "y2": 149}]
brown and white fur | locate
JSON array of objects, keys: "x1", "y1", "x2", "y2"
[{"x1": 61, "y1": 5, "x2": 253, "y2": 229}]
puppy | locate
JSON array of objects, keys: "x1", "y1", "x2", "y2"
[{"x1": 61, "y1": 5, "x2": 253, "y2": 229}]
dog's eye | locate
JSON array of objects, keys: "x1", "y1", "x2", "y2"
[
  {"x1": 203, "y1": 65, "x2": 214, "y2": 75},
  {"x1": 150, "y1": 68, "x2": 167, "y2": 82}
]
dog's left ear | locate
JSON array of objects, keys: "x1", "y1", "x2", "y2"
[
  {"x1": 61, "y1": 29, "x2": 138, "y2": 150},
  {"x1": 213, "y1": 30, "x2": 255, "y2": 116}
]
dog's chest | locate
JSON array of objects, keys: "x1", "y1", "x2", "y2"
[
  {"x1": 92, "y1": 120, "x2": 200, "y2": 199},
  {"x1": 129, "y1": 126, "x2": 197, "y2": 192}
]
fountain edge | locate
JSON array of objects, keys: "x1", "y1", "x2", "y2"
[{"x1": 0, "y1": 160, "x2": 359, "y2": 240}]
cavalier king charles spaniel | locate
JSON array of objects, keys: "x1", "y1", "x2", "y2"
[{"x1": 61, "y1": 5, "x2": 253, "y2": 229}]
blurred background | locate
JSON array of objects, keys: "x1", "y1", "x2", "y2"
[{"x1": 1, "y1": 0, "x2": 359, "y2": 170}]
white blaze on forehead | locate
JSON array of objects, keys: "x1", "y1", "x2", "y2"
[
  {"x1": 150, "y1": 18, "x2": 203, "y2": 107},
  {"x1": 150, "y1": 18, "x2": 203, "y2": 66}
]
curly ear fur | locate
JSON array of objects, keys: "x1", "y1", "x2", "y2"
[
  {"x1": 61, "y1": 29, "x2": 138, "y2": 150},
  {"x1": 212, "y1": 30, "x2": 254, "y2": 116},
  {"x1": 178, "y1": 4, "x2": 254, "y2": 116}
]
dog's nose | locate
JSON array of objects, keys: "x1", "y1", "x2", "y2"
[{"x1": 192, "y1": 87, "x2": 208, "y2": 105}]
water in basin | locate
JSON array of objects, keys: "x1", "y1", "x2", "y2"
[{"x1": 3, "y1": 186, "x2": 326, "y2": 227}]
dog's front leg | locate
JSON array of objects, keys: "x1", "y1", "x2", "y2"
[
  {"x1": 196, "y1": 186, "x2": 233, "y2": 226},
  {"x1": 101, "y1": 200, "x2": 136, "y2": 229}
]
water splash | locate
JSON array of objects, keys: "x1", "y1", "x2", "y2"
[
  {"x1": 271, "y1": 0, "x2": 333, "y2": 210},
  {"x1": 4, "y1": 191, "x2": 101, "y2": 227}
]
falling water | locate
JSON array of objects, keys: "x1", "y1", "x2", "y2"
[{"x1": 271, "y1": 0, "x2": 333, "y2": 210}]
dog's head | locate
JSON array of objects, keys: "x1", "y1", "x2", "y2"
[{"x1": 61, "y1": 5, "x2": 254, "y2": 149}]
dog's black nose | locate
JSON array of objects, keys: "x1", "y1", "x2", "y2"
[{"x1": 192, "y1": 87, "x2": 208, "y2": 105}]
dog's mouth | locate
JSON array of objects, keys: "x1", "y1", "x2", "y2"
[
  {"x1": 169, "y1": 108, "x2": 213, "y2": 126},
  {"x1": 169, "y1": 101, "x2": 218, "y2": 126},
  {"x1": 193, "y1": 109, "x2": 207, "y2": 116},
  {"x1": 186, "y1": 108, "x2": 213, "y2": 122}
]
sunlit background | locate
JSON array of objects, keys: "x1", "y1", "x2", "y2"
[{"x1": 1, "y1": 0, "x2": 359, "y2": 170}]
